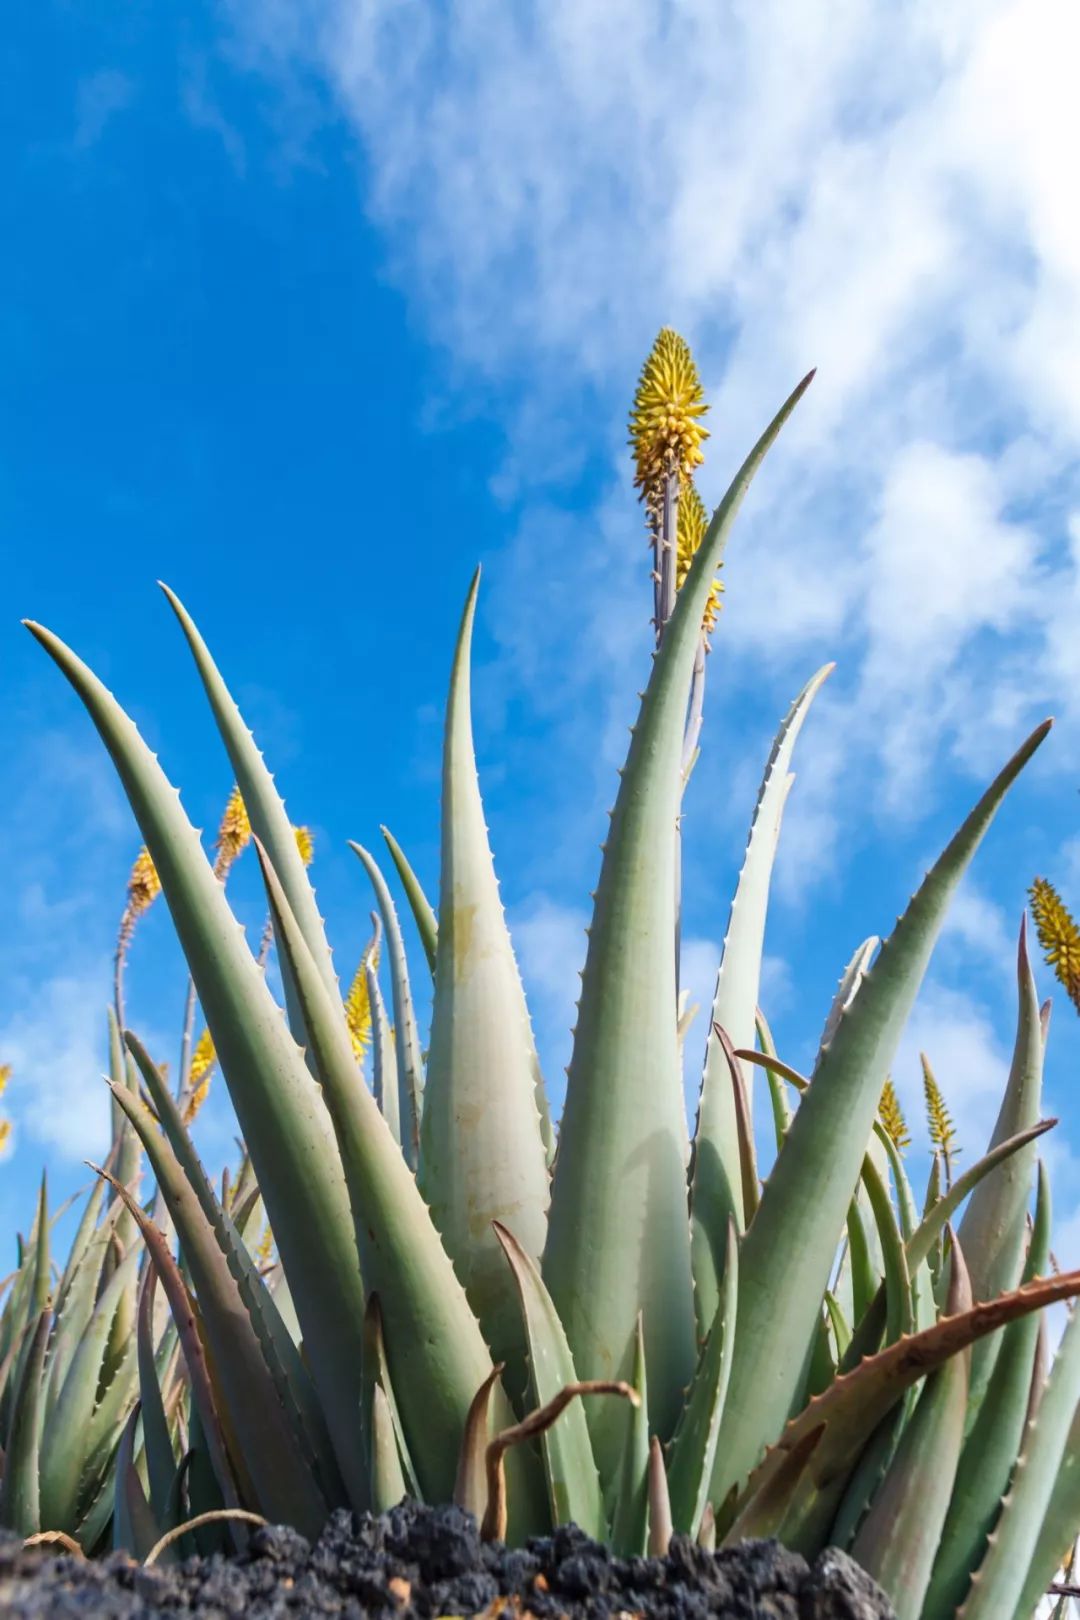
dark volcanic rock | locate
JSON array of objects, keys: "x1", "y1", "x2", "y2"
[{"x1": 0, "y1": 1501, "x2": 896, "y2": 1619}]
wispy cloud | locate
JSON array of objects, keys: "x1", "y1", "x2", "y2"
[
  {"x1": 224, "y1": 0, "x2": 1080, "y2": 886},
  {"x1": 219, "y1": 0, "x2": 1080, "y2": 1248}
]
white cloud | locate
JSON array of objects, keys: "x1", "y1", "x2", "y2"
[
  {"x1": 0, "y1": 964, "x2": 115, "y2": 1162},
  {"x1": 219, "y1": 0, "x2": 1080, "y2": 1256},
  {"x1": 223, "y1": 0, "x2": 1080, "y2": 886}
]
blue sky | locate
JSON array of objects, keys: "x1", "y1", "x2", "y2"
[{"x1": 3, "y1": 1, "x2": 1080, "y2": 1264}]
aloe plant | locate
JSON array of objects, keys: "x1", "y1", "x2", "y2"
[{"x1": 2, "y1": 334, "x2": 1079, "y2": 1618}]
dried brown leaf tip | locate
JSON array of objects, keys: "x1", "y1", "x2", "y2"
[
  {"x1": 878, "y1": 1077, "x2": 910, "y2": 1154},
  {"x1": 1029, "y1": 876, "x2": 1080, "y2": 1014}
]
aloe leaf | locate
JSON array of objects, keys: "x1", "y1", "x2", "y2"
[
  {"x1": 125, "y1": 1031, "x2": 343, "y2": 1507},
  {"x1": 734, "y1": 1263, "x2": 1080, "y2": 1558},
  {"x1": 667, "y1": 1221, "x2": 738, "y2": 1538},
  {"x1": 99, "y1": 1167, "x2": 242, "y2": 1520},
  {"x1": 691, "y1": 664, "x2": 830, "y2": 1322},
  {"x1": 722, "y1": 1424, "x2": 825, "y2": 1545},
  {"x1": 361, "y1": 1295, "x2": 421, "y2": 1501},
  {"x1": 819, "y1": 936, "x2": 879, "y2": 1054},
  {"x1": 109, "y1": 1081, "x2": 331, "y2": 1535},
  {"x1": 0, "y1": 1308, "x2": 49, "y2": 1533},
  {"x1": 44, "y1": 1195, "x2": 127, "y2": 1422},
  {"x1": 158, "y1": 585, "x2": 338, "y2": 1026},
  {"x1": 874, "y1": 1127, "x2": 934, "y2": 1334},
  {"x1": 137, "y1": 1267, "x2": 178, "y2": 1525},
  {"x1": 925, "y1": 1161, "x2": 1050, "y2": 1617},
  {"x1": 352, "y1": 843, "x2": 426, "y2": 1170},
  {"x1": 710, "y1": 720, "x2": 1051, "y2": 1505},
  {"x1": 493, "y1": 1221, "x2": 604, "y2": 1538},
  {"x1": 454, "y1": 1365, "x2": 500, "y2": 1524},
  {"x1": 958, "y1": 916, "x2": 1044, "y2": 1417},
  {"x1": 382, "y1": 825, "x2": 438, "y2": 975},
  {"x1": 610, "y1": 1317, "x2": 650, "y2": 1556},
  {"x1": 370, "y1": 1384, "x2": 409, "y2": 1512},
  {"x1": 846, "y1": 1194, "x2": 878, "y2": 1331},
  {"x1": 113, "y1": 1403, "x2": 164, "y2": 1561},
  {"x1": 39, "y1": 1243, "x2": 140, "y2": 1529},
  {"x1": 824, "y1": 1292, "x2": 851, "y2": 1361},
  {"x1": 860, "y1": 1148, "x2": 912, "y2": 1348},
  {"x1": 52, "y1": 1176, "x2": 106, "y2": 1322},
  {"x1": 754, "y1": 1008, "x2": 792, "y2": 1149},
  {"x1": 1018, "y1": 1395, "x2": 1080, "y2": 1620},
  {"x1": 256, "y1": 842, "x2": 540, "y2": 1525},
  {"x1": 30, "y1": 1172, "x2": 49, "y2": 1315},
  {"x1": 962, "y1": 1275, "x2": 1080, "y2": 1616},
  {"x1": 545, "y1": 375, "x2": 814, "y2": 1481},
  {"x1": 418, "y1": 576, "x2": 551, "y2": 1378},
  {"x1": 850, "y1": 1243, "x2": 972, "y2": 1620},
  {"x1": 905, "y1": 1119, "x2": 1054, "y2": 1273},
  {"x1": 25, "y1": 618, "x2": 368, "y2": 1507},
  {"x1": 367, "y1": 962, "x2": 401, "y2": 1144}
]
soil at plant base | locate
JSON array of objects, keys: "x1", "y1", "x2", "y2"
[{"x1": 0, "y1": 1503, "x2": 896, "y2": 1619}]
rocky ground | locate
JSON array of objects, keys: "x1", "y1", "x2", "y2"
[{"x1": 0, "y1": 1502, "x2": 896, "y2": 1619}]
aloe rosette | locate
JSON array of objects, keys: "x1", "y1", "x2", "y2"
[{"x1": 0, "y1": 340, "x2": 1077, "y2": 1619}]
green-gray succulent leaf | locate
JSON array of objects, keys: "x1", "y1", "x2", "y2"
[
  {"x1": 125, "y1": 1031, "x2": 343, "y2": 1509},
  {"x1": 382, "y1": 825, "x2": 439, "y2": 976},
  {"x1": 692, "y1": 663, "x2": 830, "y2": 1325},
  {"x1": 925, "y1": 1160, "x2": 1050, "y2": 1617},
  {"x1": 255, "y1": 838, "x2": 533, "y2": 1518},
  {"x1": 962, "y1": 1252, "x2": 1080, "y2": 1617},
  {"x1": 710, "y1": 719, "x2": 1051, "y2": 1505},
  {"x1": 734, "y1": 1261, "x2": 1080, "y2": 1559},
  {"x1": 369, "y1": 1384, "x2": 409, "y2": 1513},
  {"x1": 667, "y1": 1221, "x2": 738, "y2": 1538},
  {"x1": 351, "y1": 843, "x2": 426, "y2": 1170},
  {"x1": 545, "y1": 374, "x2": 815, "y2": 1485},
  {"x1": 109, "y1": 1080, "x2": 331, "y2": 1536},
  {"x1": 159, "y1": 584, "x2": 339, "y2": 1031},
  {"x1": 958, "y1": 916, "x2": 1044, "y2": 1417},
  {"x1": 25, "y1": 616, "x2": 368, "y2": 1507},
  {"x1": 368, "y1": 961, "x2": 401, "y2": 1145},
  {"x1": 0, "y1": 1308, "x2": 50, "y2": 1534},
  {"x1": 419, "y1": 574, "x2": 551, "y2": 1381},
  {"x1": 610, "y1": 1316, "x2": 650, "y2": 1556},
  {"x1": 850, "y1": 1242, "x2": 972, "y2": 1620},
  {"x1": 494, "y1": 1220, "x2": 605, "y2": 1538}
]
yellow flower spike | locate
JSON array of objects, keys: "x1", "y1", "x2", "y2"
[
  {"x1": 1029, "y1": 876, "x2": 1080, "y2": 1014},
  {"x1": 293, "y1": 825, "x2": 314, "y2": 868},
  {"x1": 922, "y1": 1054, "x2": 960, "y2": 1186},
  {"x1": 213, "y1": 786, "x2": 251, "y2": 881},
  {"x1": 676, "y1": 480, "x2": 723, "y2": 634},
  {"x1": 629, "y1": 328, "x2": 710, "y2": 511},
  {"x1": 344, "y1": 939, "x2": 381, "y2": 1066},
  {"x1": 182, "y1": 1028, "x2": 217, "y2": 1125},
  {"x1": 126, "y1": 846, "x2": 161, "y2": 917},
  {"x1": 0, "y1": 1065, "x2": 10, "y2": 1155},
  {"x1": 116, "y1": 845, "x2": 162, "y2": 970},
  {"x1": 878, "y1": 1077, "x2": 910, "y2": 1154}
]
